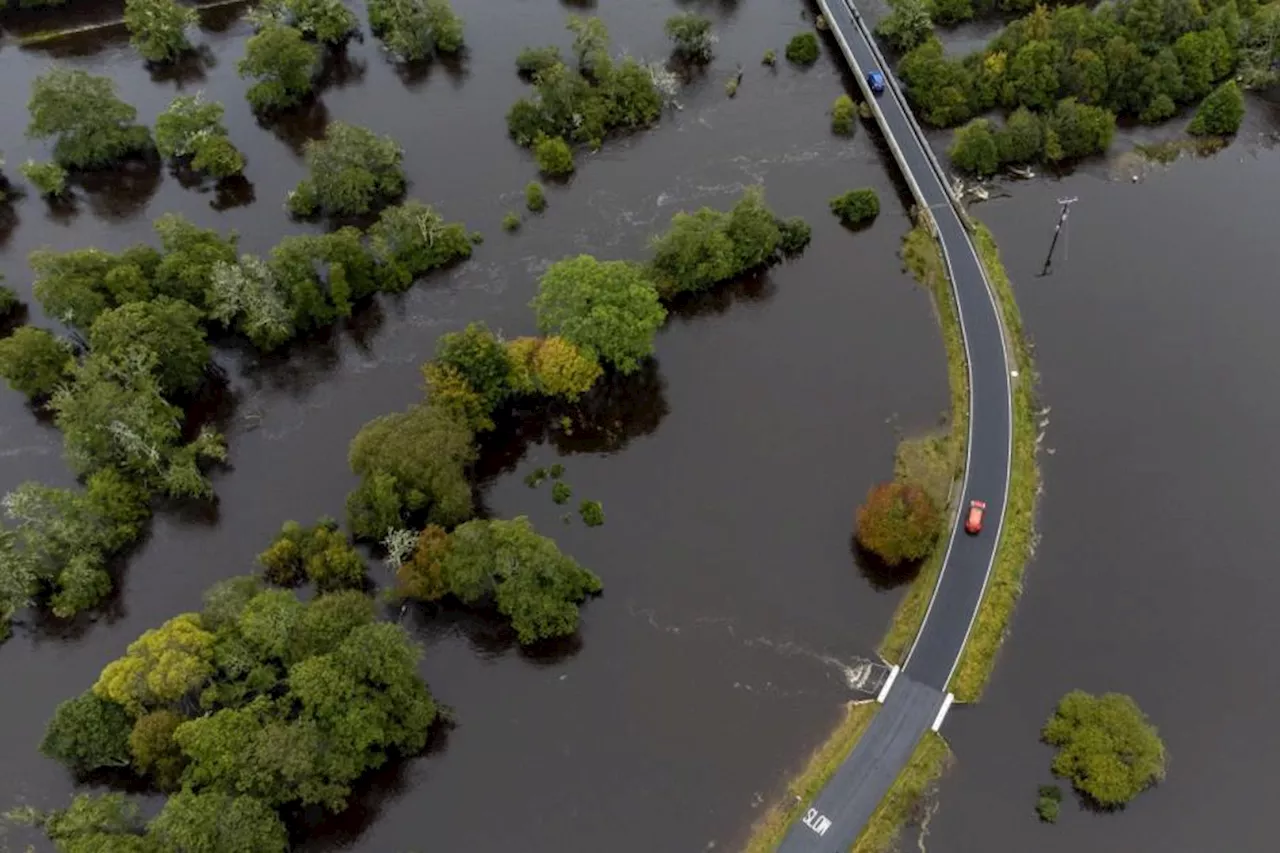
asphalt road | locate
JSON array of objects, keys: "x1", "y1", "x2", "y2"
[{"x1": 774, "y1": 1, "x2": 1013, "y2": 849}]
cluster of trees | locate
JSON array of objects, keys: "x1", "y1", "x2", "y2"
[
  {"x1": 393, "y1": 517, "x2": 602, "y2": 644},
  {"x1": 506, "y1": 15, "x2": 665, "y2": 157},
  {"x1": 124, "y1": 0, "x2": 198, "y2": 63},
  {"x1": 665, "y1": 12, "x2": 716, "y2": 62},
  {"x1": 258, "y1": 518, "x2": 366, "y2": 591},
  {"x1": 1042, "y1": 690, "x2": 1167, "y2": 807},
  {"x1": 33, "y1": 578, "x2": 436, "y2": 849},
  {"x1": 855, "y1": 481, "x2": 941, "y2": 565},
  {"x1": 155, "y1": 93, "x2": 247, "y2": 180},
  {"x1": 898, "y1": 0, "x2": 1276, "y2": 165},
  {"x1": 947, "y1": 100, "x2": 1115, "y2": 174},
  {"x1": 287, "y1": 121, "x2": 406, "y2": 217},
  {"x1": 367, "y1": 0, "x2": 464, "y2": 62},
  {"x1": 250, "y1": 0, "x2": 360, "y2": 46}
]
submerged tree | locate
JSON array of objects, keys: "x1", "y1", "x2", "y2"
[
  {"x1": 1188, "y1": 79, "x2": 1245, "y2": 135},
  {"x1": 26, "y1": 69, "x2": 152, "y2": 169},
  {"x1": 664, "y1": 12, "x2": 715, "y2": 62},
  {"x1": 0, "y1": 325, "x2": 73, "y2": 401},
  {"x1": 238, "y1": 24, "x2": 321, "y2": 112},
  {"x1": 567, "y1": 13, "x2": 610, "y2": 75},
  {"x1": 288, "y1": 121, "x2": 406, "y2": 217},
  {"x1": 1042, "y1": 690, "x2": 1167, "y2": 807},
  {"x1": 367, "y1": 0, "x2": 464, "y2": 62},
  {"x1": 949, "y1": 118, "x2": 999, "y2": 176},
  {"x1": 21, "y1": 160, "x2": 69, "y2": 197},
  {"x1": 124, "y1": 0, "x2": 198, "y2": 63},
  {"x1": 366, "y1": 200, "x2": 472, "y2": 291},
  {"x1": 155, "y1": 94, "x2": 246, "y2": 179},
  {"x1": 876, "y1": 0, "x2": 933, "y2": 52}
]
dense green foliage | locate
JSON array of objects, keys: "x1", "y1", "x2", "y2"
[
  {"x1": 830, "y1": 188, "x2": 881, "y2": 226},
  {"x1": 1036, "y1": 784, "x2": 1063, "y2": 822},
  {"x1": 1, "y1": 470, "x2": 151, "y2": 634},
  {"x1": 949, "y1": 118, "x2": 1000, "y2": 175},
  {"x1": 525, "y1": 181, "x2": 547, "y2": 212},
  {"x1": 785, "y1": 31, "x2": 820, "y2": 65},
  {"x1": 155, "y1": 95, "x2": 246, "y2": 179},
  {"x1": 876, "y1": 0, "x2": 934, "y2": 52},
  {"x1": 1189, "y1": 79, "x2": 1245, "y2": 134},
  {"x1": 832, "y1": 94, "x2": 857, "y2": 136},
  {"x1": 0, "y1": 325, "x2": 72, "y2": 400},
  {"x1": 288, "y1": 121, "x2": 406, "y2": 217},
  {"x1": 124, "y1": 0, "x2": 197, "y2": 63},
  {"x1": 579, "y1": 500, "x2": 604, "y2": 527},
  {"x1": 88, "y1": 298, "x2": 210, "y2": 397},
  {"x1": 26, "y1": 69, "x2": 152, "y2": 169},
  {"x1": 258, "y1": 518, "x2": 366, "y2": 590},
  {"x1": 647, "y1": 187, "x2": 802, "y2": 297},
  {"x1": 855, "y1": 481, "x2": 940, "y2": 565},
  {"x1": 238, "y1": 24, "x2": 321, "y2": 112},
  {"x1": 533, "y1": 255, "x2": 666, "y2": 374},
  {"x1": 253, "y1": 0, "x2": 360, "y2": 45},
  {"x1": 516, "y1": 45, "x2": 564, "y2": 77},
  {"x1": 506, "y1": 17, "x2": 663, "y2": 150},
  {"x1": 397, "y1": 517, "x2": 602, "y2": 644},
  {"x1": 908, "y1": 0, "x2": 1274, "y2": 162},
  {"x1": 368, "y1": 0, "x2": 464, "y2": 62},
  {"x1": 1042, "y1": 690, "x2": 1167, "y2": 807},
  {"x1": 366, "y1": 199, "x2": 473, "y2": 291},
  {"x1": 0, "y1": 284, "x2": 19, "y2": 320},
  {"x1": 533, "y1": 134, "x2": 575, "y2": 176},
  {"x1": 21, "y1": 159, "x2": 68, "y2": 197},
  {"x1": 665, "y1": 12, "x2": 715, "y2": 62},
  {"x1": 32, "y1": 584, "x2": 435, "y2": 847}
]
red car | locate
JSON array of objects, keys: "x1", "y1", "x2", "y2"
[{"x1": 964, "y1": 500, "x2": 987, "y2": 534}]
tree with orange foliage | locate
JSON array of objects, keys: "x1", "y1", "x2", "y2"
[{"x1": 855, "y1": 482, "x2": 940, "y2": 566}]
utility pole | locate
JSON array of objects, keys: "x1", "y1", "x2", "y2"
[{"x1": 1039, "y1": 197, "x2": 1077, "y2": 277}]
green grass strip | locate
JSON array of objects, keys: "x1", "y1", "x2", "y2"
[{"x1": 849, "y1": 732, "x2": 951, "y2": 853}]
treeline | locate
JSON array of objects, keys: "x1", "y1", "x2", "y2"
[
  {"x1": 29, "y1": 578, "x2": 436, "y2": 852},
  {"x1": 0, "y1": 201, "x2": 470, "y2": 637},
  {"x1": 882, "y1": 0, "x2": 1280, "y2": 167}
]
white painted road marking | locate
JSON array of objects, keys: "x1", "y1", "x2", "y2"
[{"x1": 803, "y1": 808, "x2": 832, "y2": 836}]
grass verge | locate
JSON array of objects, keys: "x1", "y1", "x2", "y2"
[
  {"x1": 877, "y1": 222, "x2": 968, "y2": 664},
  {"x1": 946, "y1": 224, "x2": 1040, "y2": 701},
  {"x1": 742, "y1": 701, "x2": 879, "y2": 853},
  {"x1": 850, "y1": 732, "x2": 951, "y2": 853}
]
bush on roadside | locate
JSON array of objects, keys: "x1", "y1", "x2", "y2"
[{"x1": 855, "y1": 481, "x2": 940, "y2": 565}]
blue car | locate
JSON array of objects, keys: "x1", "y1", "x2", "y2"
[{"x1": 867, "y1": 70, "x2": 886, "y2": 95}]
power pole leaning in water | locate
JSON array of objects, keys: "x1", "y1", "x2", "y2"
[{"x1": 1039, "y1": 196, "x2": 1078, "y2": 277}]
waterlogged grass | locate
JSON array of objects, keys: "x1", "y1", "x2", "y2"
[
  {"x1": 944, "y1": 224, "x2": 1039, "y2": 701},
  {"x1": 878, "y1": 223, "x2": 968, "y2": 665},
  {"x1": 742, "y1": 702, "x2": 879, "y2": 853},
  {"x1": 849, "y1": 732, "x2": 951, "y2": 853}
]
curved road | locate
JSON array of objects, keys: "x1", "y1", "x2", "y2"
[{"x1": 775, "y1": 1, "x2": 1013, "y2": 849}]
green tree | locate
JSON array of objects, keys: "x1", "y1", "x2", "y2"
[
  {"x1": 507, "y1": 335, "x2": 602, "y2": 400},
  {"x1": 567, "y1": 14, "x2": 610, "y2": 75},
  {"x1": 348, "y1": 403, "x2": 477, "y2": 533},
  {"x1": 785, "y1": 31, "x2": 820, "y2": 65},
  {"x1": 40, "y1": 692, "x2": 133, "y2": 773},
  {"x1": 579, "y1": 499, "x2": 604, "y2": 527},
  {"x1": 1044, "y1": 97, "x2": 1115, "y2": 160},
  {"x1": 367, "y1": 200, "x2": 472, "y2": 291},
  {"x1": 1188, "y1": 79, "x2": 1245, "y2": 134},
  {"x1": 525, "y1": 181, "x2": 547, "y2": 212},
  {"x1": 152, "y1": 213, "x2": 240, "y2": 310},
  {"x1": 289, "y1": 589, "x2": 375, "y2": 660},
  {"x1": 995, "y1": 106, "x2": 1043, "y2": 163},
  {"x1": 30, "y1": 793, "x2": 147, "y2": 852},
  {"x1": 832, "y1": 94, "x2": 857, "y2": 135},
  {"x1": 533, "y1": 134, "x2": 575, "y2": 176},
  {"x1": 124, "y1": 0, "x2": 197, "y2": 63},
  {"x1": 435, "y1": 322, "x2": 514, "y2": 410},
  {"x1": 368, "y1": 0, "x2": 464, "y2": 61},
  {"x1": 155, "y1": 94, "x2": 245, "y2": 179},
  {"x1": 876, "y1": 0, "x2": 934, "y2": 52},
  {"x1": 128, "y1": 709, "x2": 187, "y2": 789},
  {"x1": 94, "y1": 612, "x2": 216, "y2": 714},
  {"x1": 289, "y1": 121, "x2": 406, "y2": 217},
  {"x1": 533, "y1": 255, "x2": 666, "y2": 374},
  {"x1": 1064, "y1": 47, "x2": 1109, "y2": 104},
  {"x1": 930, "y1": 0, "x2": 974, "y2": 25},
  {"x1": 441, "y1": 517, "x2": 603, "y2": 643},
  {"x1": 0, "y1": 325, "x2": 72, "y2": 400},
  {"x1": 22, "y1": 159, "x2": 69, "y2": 197},
  {"x1": 283, "y1": 0, "x2": 359, "y2": 44},
  {"x1": 27, "y1": 69, "x2": 152, "y2": 169},
  {"x1": 829, "y1": 188, "x2": 881, "y2": 226},
  {"x1": 201, "y1": 575, "x2": 263, "y2": 631},
  {"x1": 949, "y1": 118, "x2": 1000, "y2": 175},
  {"x1": 208, "y1": 255, "x2": 293, "y2": 350},
  {"x1": 1004, "y1": 40, "x2": 1062, "y2": 111},
  {"x1": 516, "y1": 45, "x2": 563, "y2": 77},
  {"x1": 238, "y1": 24, "x2": 320, "y2": 112},
  {"x1": 1042, "y1": 690, "x2": 1167, "y2": 807},
  {"x1": 148, "y1": 791, "x2": 288, "y2": 853},
  {"x1": 899, "y1": 37, "x2": 975, "y2": 126},
  {"x1": 855, "y1": 481, "x2": 940, "y2": 565},
  {"x1": 665, "y1": 12, "x2": 715, "y2": 62},
  {"x1": 88, "y1": 298, "x2": 210, "y2": 397}
]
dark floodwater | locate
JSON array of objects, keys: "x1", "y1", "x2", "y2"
[
  {"x1": 0, "y1": 1, "x2": 954, "y2": 851},
  {"x1": 927, "y1": 112, "x2": 1280, "y2": 849}
]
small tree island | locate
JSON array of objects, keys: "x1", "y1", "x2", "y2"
[{"x1": 1042, "y1": 690, "x2": 1167, "y2": 808}]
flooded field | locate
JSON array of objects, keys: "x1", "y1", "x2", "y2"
[{"x1": 0, "y1": 1, "x2": 953, "y2": 850}]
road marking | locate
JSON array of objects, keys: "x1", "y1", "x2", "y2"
[
  {"x1": 931, "y1": 693, "x2": 955, "y2": 732},
  {"x1": 876, "y1": 664, "x2": 900, "y2": 703},
  {"x1": 802, "y1": 808, "x2": 833, "y2": 836}
]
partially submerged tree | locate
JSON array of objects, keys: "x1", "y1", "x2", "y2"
[
  {"x1": 1042, "y1": 690, "x2": 1167, "y2": 807},
  {"x1": 829, "y1": 187, "x2": 880, "y2": 226},
  {"x1": 566, "y1": 13, "x2": 610, "y2": 75},
  {"x1": 785, "y1": 31, "x2": 820, "y2": 65},
  {"x1": 258, "y1": 518, "x2": 366, "y2": 591},
  {"x1": 280, "y1": 0, "x2": 360, "y2": 45},
  {"x1": 366, "y1": 200, "x2": 472, "y2": 291},
  {"x1": 87, "y1": 297, "x2": 210, "y2": 397},
  {"x1": 949, "y1": 118, "x2": 999, "y2": 176},
  {"x1": 832, "y1": 94, "x2": 856, "y2": 136},
  {"x1": 1188, "y1": 79, "x2": 1245, "y2": 135},
  {"x1": 665, "y1": 12, "x2": 715, "y2": 62},
  {"x1": 533, "y1": 255, "x2": 666, "y2": 374},
  {"x1": 124, "y1": 0, "x2": 198, "y2": 63},
  {"x1": 155, "y1": 94, "x2": 246, "y2": 179},
  {"x1": 40, "y1": 692, "x2": 133, "y2": 773},
  {"x1": 288, "y1": 121, "x2": 406, "y2": 217},
  {"x1": 516, "y1": 45, "x2": 562, "y2": 77},
  {"x1": 367, "y1": 0, "x2": 464, "y2": 62},
  {"x1": 238, "y1": 24, "x2": 321, "y2": 112},
  {"x1": 0, "y1": 325, "x2": 73, "y2": 401},
  {"x1": 20, "y1": 160, "x2": 69, "y2": 197},
  {"x1": 26, "y1": 69, "x2": 152, "y2": 169},
  {"x1": 875, "y1": 0, "x2": 933, "y2": 52},
  {"x1": 533, "y1": 134, "x2": 574, "y2": 177}
]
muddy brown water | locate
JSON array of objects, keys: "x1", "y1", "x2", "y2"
[{"x1": 0, "y1": 1, "x2": 953, "y2": 850}]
